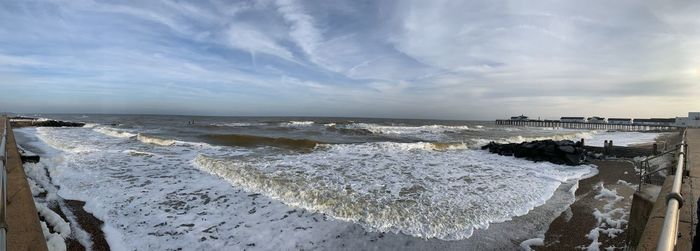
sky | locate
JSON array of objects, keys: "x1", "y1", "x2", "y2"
[{"x1": 0, "y1": 0, "x2": 699, "y2": 120}]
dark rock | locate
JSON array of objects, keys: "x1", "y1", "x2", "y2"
[
  {"x1": 12, "y1": 119, "x2": 85, "y2": 128},
  {"x1": 558, "y1": 145, "x2": 575, "y2": 154},
  {"x1": 481, "y1": 139, "x2": 585, "y2": 165},
  {"x1": 17, "y1": 146, "x2": 40, "y2": 163}
]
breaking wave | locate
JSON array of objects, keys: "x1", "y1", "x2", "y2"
[
  {"x1": 194, "y1": 141, "x2": 595, "y2": 240},
  {"x1": 280, "y1": 121, "x2": 315, "y2": 127},
  {"x1": 324, "y1": 125, "x2": 373, "y2": 136},
  {"x1": 93, "y1": 127, "x2": 137, "y2": 138},
  {"x1": 210, "y1": 122, "x2": 267, "y2": 127},
  {"x1": 473, "y1": 131, "x2": 597, "y2": 147},
  {"x1": 343, "y1": 123, "x2": 472, "y2": 135},
  {"x1": 137, "y1": 133, "x2": 177, "y2": 146}
]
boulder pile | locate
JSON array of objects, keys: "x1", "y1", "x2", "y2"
[
  {"x1": 481, "y1": 139, "x2": 586, "y2": 165},
  {"x1": 11, "y1": 119, "x2": 85, "y2": 128}
]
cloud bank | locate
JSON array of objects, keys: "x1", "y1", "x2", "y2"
[{"x1": 0, "y1": 0, "x2": 698, "y2": 119}]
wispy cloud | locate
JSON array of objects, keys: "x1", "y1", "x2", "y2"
[{"x1": 0, "y1": 0, "x2": 698, "y2": 118}]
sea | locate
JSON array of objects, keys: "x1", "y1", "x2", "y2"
[{"x1": 13, "y1": 114, "x2": 662, "y2": 250}]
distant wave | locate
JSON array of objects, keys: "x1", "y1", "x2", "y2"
[
  {"x1": 93, "y1": 127, "x2": 137, "y2": 138},
  {"x1": 324, "y1": 125, "x2": 373, "y2": 136},
  {"x1": 137, "y1": 133, "x2": 177, "y2": 146},
  {"x1": 123, "y1": 150, "x2": 157, "y2": 157},
  {"x1": 202, "y1": 134, "x2": 321, "y2": 150},
  {"x1": 210, "y1": 122, "x2": 267, "y2": 128},
  {"x1": 342, "y1": 123, "x2": 472, "y2": 135},
  {"x1": 280, "y1": 121, "x2": 315, "y2": 127},
  {"x1": 473, "y1": 131, "x2": 596, "y2": 147}
]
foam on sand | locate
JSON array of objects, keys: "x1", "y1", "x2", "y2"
[
  {"x1": 520, "y1": 237, "x2": 545, "y2": 250},
  {"x1": 584, "y1": 182, "x2": 631, "y2": 251},
  {"x1": 40, "y1": 220, "x2": 67, "y2": 251},
  {"x1": 36, "y1": 202, "x2": 72, "y2": 238}
]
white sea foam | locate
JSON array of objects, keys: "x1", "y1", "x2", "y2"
[
  {"x1": 41, "y1": 220, "x2": 67, "y2": 251},
  {"x1": 36, "y1": 202, "x2": 72, "y2": 238},
  {"x1": 585, "y1": 131, "x2": 661, "y2": 147},
  {"x1": 137, "y1": 133, "x2": 176, "y2": 146},
  {"x1": 28, "y1": 178, "x2": 46, "y2": 196},
  {"x1": 93, "y1": 127, "x2": 137, "y2": 138},
  {"x1": 281, "y1": 121, "x2": 315, "y2": 127},
  {"x1": 211, "y1": 122, "x2": 266, "y2": 127},
  {"x1": 339, "y1": 123, "x2": 472, "y2": 141},
  {"x1": 520, "y1": 237, "x2": 544, "y2": 250},
  {"x1": 584, "y1": 182, "x2": 631, "y2": 250},
  {"x1": 194, "y1": 141, "x2": 595, "y2": 240},
  {"x1": 471, "y1": 130, "x2": 596, "y2": 148}
]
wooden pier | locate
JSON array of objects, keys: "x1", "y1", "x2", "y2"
[{"x1": 495, "y1": 119, "x2": 680, "y2": 131}]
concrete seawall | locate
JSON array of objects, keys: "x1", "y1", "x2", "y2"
[
  {"x1": 635, "y1": 128, "x2": 700, "y2": 250},
  {"x1": 1, "y1": 117, "x2": 48, "y2": 251}
]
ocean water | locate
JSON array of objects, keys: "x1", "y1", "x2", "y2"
[{"x1": 14, "y1": 114, "x2": 660, "y2": 250}]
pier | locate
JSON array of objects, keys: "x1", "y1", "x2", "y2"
[{"x1": 495, "y1": 119, "x2": 680, "y2": 131}]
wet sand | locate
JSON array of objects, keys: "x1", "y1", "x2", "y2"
[
  {"x1": 537, "y1": 159, "x2": 637, "y2": 250},
  {"x1": 537, "y1": 131, "x2": 681, "y2": 250},
  {"x1": 65, "y1": 200, "x2": 110, "y2": 251}
]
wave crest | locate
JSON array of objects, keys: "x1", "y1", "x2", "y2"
[
  {"x1": 137, "y1": 134, "x2": 177, "y2": 146},
  {"x1": 93, "y1": 127, "x2": 137, "y2": 138}
]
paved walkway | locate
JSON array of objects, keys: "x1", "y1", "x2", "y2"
[
  {"x1": 2, "y1": 116, "x2": 47, "y2": 251},
  {"x1": 638, "y1": 128, "x2": 699, "y2": 250}
]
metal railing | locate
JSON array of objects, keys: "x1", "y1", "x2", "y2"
[
  {"x1": 0, "y1": 117, "x2": 7, "y2": 251},
  {"x1": 657, "y1": 130, "x2": 687, "y2": 251},
  {"x1": 637, "y1": 146, "x2": 681, "y2": 190}
]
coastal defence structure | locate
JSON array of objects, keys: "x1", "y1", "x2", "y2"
[
  {"x1": 631, "y1": 128, "x2": 700, "y2": 250},
  {"x1": 0, "y1": 116, "x2": 48, "y2": 251}
]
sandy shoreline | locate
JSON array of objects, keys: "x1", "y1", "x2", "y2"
[
  {"x1": 536, "y1": 159, "x2": 638, "y2": 250},
  {"x1": 536, "y1": 131, "x2": 681, "y2": 250}
]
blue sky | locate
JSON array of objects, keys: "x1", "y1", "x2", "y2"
[{"x1": 0, "y1": 0, "x2": 699, "y2": 119}]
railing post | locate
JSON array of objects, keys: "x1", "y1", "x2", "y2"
[
  {"x1": 657, "y1": 130, "x2": 687, "y2": 251},
  {"x1": 0, "y1": 117, "x2": 7, "y2": 251}
]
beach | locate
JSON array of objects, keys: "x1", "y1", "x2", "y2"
[
  {"x1": 11, "y1": 115, "x2": 679, "y2": 250},
  {"x1": 536, "y1": 132, "x2": 680, "y2": 250}
]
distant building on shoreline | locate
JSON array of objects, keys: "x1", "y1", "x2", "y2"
[
  {"x1": 587, "y1": 116, "x2": 606, "y2": 123},
  {"x1": 634, "y1": 118, "x2": 676, "y2": 126},
  {"x1": 561, "y1": 117, "x2": 586, "y2": 122},
  {"x1": 510, "y1": 115, "x2": 529, "y2": 121},
  {"x1": 675, "y1": 112, "x2": 700, "y2": 128},
  {"x1": 608, "y1": 118, "x2": 632, "y2": 125}
]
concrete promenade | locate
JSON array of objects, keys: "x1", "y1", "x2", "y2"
[
  {"x1": 1, "y1": 117, "x2": 47, "y2": 251},
  {"x1": 637, "y1": 128, "x2": 700, "y2": 250}
]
